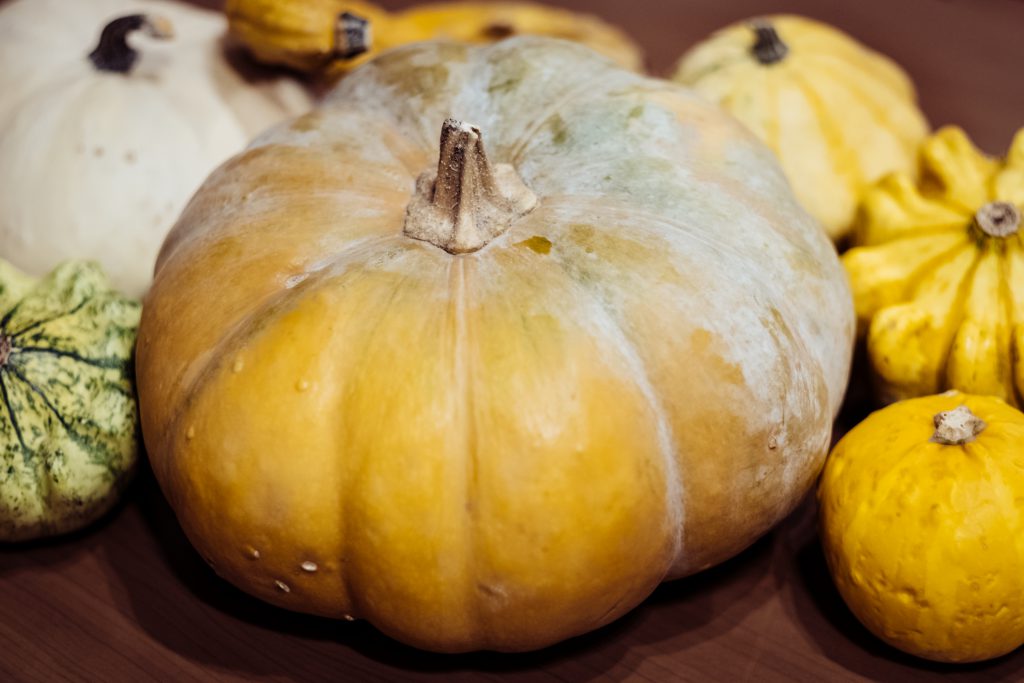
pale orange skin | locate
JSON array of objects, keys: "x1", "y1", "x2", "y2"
[{"x1": 137, "y1": 38, "x2": 853, "y2": 652}]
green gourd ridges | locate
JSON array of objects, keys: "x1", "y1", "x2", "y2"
[{"x1": 0, "y1": 260, "x2": 140, "y2": 541}]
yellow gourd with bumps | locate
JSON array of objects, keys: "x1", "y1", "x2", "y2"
[
  {"x1": 844, "y1": 127, "x2": 1024, "y2": 405},
  {"x1": 819, "y1": 392, "x2": 1024, "y2": 663}
]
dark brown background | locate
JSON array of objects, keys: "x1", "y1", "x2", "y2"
[{"x1": 3, "y1": 0, "x2": 1024, "y2": 681}]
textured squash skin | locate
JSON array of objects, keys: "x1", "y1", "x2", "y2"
[
  {"x1": 674, "y1": 15, "x2": 929, "y2": 241},
  {"x1": 0, "y1": 260, "x2": 140, "y2": 541},
  {"x1": 819, "y1": 392, "x2": 1024, "y2": 663},
  {"x1": 844, "y1": 127, "x2": 1024, "y2": 406},
  {"x1": 225, "y1": 0, "x2": 644, "y2": 76},
  {"x1": 138, "y1": 38, "x2": 854, "y2": 652}
]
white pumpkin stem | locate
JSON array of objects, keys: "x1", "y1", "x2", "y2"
[
  {"x1": 749, "y1": 20, "x2": 788, "y2": 65},
  {"x1": 404, "y1": 119, "x2": 537, "y2": 254},
  {"x1": 931, "y1": 405, "x2": 987, "y2": 445},
  {"x1": 335, "y1": 12, "x2": 372, "y2": 59},
  {"x1": 88, "y1": 14, "x2": 174, "y2": 74},
  {"x1": 973, "y1": 201, "x2": 1021, "y2": 238}
]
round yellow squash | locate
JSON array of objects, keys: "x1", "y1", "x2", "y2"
[
  {"x1": 137, "y1": 38, "x2": 854, "y2": 652},
  {"x1": 844, "y1": 126, "x2": 1024, "y2": 406},
  {"x1": 225, "y1": 0, "x2": 643, "y2": 76},
  {"x1": 819, "y1": 392, "x2": 1024, "y2": 663},
  {"x1": 673, "y1": 15, "x2": 929, "y2": 241}
]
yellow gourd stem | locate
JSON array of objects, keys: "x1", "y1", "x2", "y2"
[
  {"x1": 88, "y1": 14, "x2": 174, "y2": 74},
  {"x1": 931, "y1": 404, "x2": 987, "y2": 445},
  {"x1": 403, "y1": 119, "x2": 537, "y2": 254},
  {"x1": 749, "y1": 20, "x2": 788, "y2": 65},
  {"x1": 334, "y1": 11, "x2": 371, "y2": 59},
  {"x1": 972, "y1": 201, "x2": 1021, "y2": 239}
]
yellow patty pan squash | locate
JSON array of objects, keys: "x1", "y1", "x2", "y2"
[
  {"x1": 225, "y1": 0, "x2": 643, "y2": 76},
  {"x1": 673, "y1": 15, "x2": 929, "y2": 241},
  {"x1": 844, "y1": 126, "x2": 1024, "y2": 406},
  {"x1": 136, "y1": 38, "x2": 853, "y2": 652},
  {"x1": 819, "y1": 392, "x2": 1024, "y2": 663},
  {"x1": 1, "y1": 260, "x2": 140, "y2": 541}
]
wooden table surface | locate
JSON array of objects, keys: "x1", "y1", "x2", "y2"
[{"x1": 3, "y1": 0, "x2": 1024, "y2": 681}]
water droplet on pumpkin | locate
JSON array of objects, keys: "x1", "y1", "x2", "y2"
[
  {"x1": 342, "y1": 614, "x2": 355, "y2": 621},
  {"x1": 245, "y1": 545, "x2": 260, "y2": 560},
  {"x1": 296, "y1": 380, "x2": 310, "y2": 392},
  {"x1": 186, "y1": 427, "x2": 196, "y2": 440},
  {"x1": 275, "y1": 580, "x2": 291, "y2": 593},
  {"x1": 301, "y1": 561, "x2": 318, "y2": 573},
  {"x1": 233, "y1": 358, "x2": 244, "y2": 373}
]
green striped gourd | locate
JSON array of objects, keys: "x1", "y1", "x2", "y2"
[{"x1": 0, "y1": 260, "x2": 140, "y2": 541}]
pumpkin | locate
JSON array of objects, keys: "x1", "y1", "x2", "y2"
[
  {"x1": 0, "y1": 259, "x2": 140, "y2": 542},
  {"x1": 225, "y1": 0, "x2": 643, "y2": 77},
  {"x1": 819, "y1": 392, "x2": 1024, "y2": 662},
  {"x1": 136, "y1": 37, "x2": 854, "y2": 652},
  {"x1": 0, "y1": 0, "x2": 313, "y2": 297},
  {"x1": 673, "y1": 15, "x2": 929, "y2": 241},
  {"x1": 844, "y1": 126, "x2": 1024, "y2": 406}
]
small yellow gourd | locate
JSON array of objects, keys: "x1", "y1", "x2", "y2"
[
  {"x1": 225, "y1": 0, "x2": 643, "y2": 77},
  {"x1": 673, "y1": 15, "x2": 929, "y2": 241},
  {"x1": 819, "y1": 392, "x2": 1024, "y2": 663},
  {"x1": 844, "y1": 127, "x2": 1024, "y2": 405}
]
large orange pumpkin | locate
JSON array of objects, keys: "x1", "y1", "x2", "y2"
[{"x1": 137, "y1": 38, "x2": 854, "y2": 653}]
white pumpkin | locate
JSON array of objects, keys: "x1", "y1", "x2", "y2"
[{"x1": 0, "y1": 0, "x2": 313, "y2": 297}]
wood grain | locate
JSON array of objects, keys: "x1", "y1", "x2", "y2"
[{"x1": 3, "y1": 0, "x2": 1024, "y2": 681}]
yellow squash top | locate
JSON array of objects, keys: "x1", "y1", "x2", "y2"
[{"x1": 844, "y1": 126, "x2": 1024, "y2": 405}]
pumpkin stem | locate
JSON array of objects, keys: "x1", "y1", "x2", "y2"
[
  {"x1": 88, "y1": 14, "x2": 174, "y2": 74},
  {"x1": 335, "y1": 12, "x2": 372, "y2": 59},
  {"x1": 972, "y1": 201, "x2": 1021, "y2": 238},
  {"x1": 750, "y1": 20, "x2": 788, "y2": 65},
  {"x1": 404, "y1": 119, "x2": 537, "y2": 254},
  {"x1": 931, "y1": 405, "x2": 986, "y2": 445}
]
